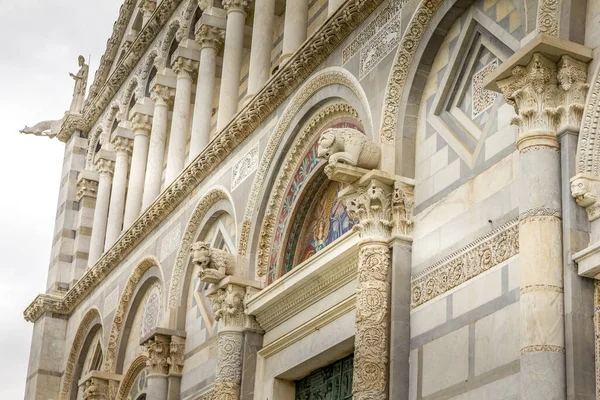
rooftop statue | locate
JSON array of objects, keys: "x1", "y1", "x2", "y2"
[{"x1": 69, "y1": 55, "x2": 89, "y2": 114}]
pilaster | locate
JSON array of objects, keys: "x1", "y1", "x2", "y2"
[
  {"x1": 88, "y1": 150, "x2": 115, "y2": 266},
  {"x1": 71, "y1": 169, "x2": 99, "y2": 283}
]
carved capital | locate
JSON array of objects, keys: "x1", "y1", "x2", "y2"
[
  {"x1": 392, "y1": 181, "x2": 414, "y2": 238},
  {"x1": 557, "y1": 55, "x2": 589, "y2": 130},
  {"x1": 81, "y1": 376, "x2": 109, "y2": 400},
  {"x1": 346, "y1": 179, "x2": 394, "y2": 240},
  {"x1": 222, "y1": 0, "x2": 250, "y2": 14},
  {"x1": 94, "y1": 158, "x2": 115, "y2": 177},
  {"x1": 172, "y1": 56, "x2": 199, "y2": 80},
  {"x1": 150, "y1": 84, "x2": 175, "y2": 108},
  {"x1": 191, "y1": 241, "x2": 236, "y2": 284},
  {"x1": 143, "y1": 334, "x2": 170, "y2": 375},
  {"x1": 77, "y1": 172, "x2": 99, "y2": 201},
  {"x1": 167, "y1": 335, "x2": 186, "y2": 375},
  {"x1": 111, "y1": 136, "x2": 133, "y2": 155},
  {"x1": 571, "y1": 174, "x2": 600, "y2": 221},
  {"x1": 194, "y1": 24, "x2": 225, "y2": 51},
  {"x1": 209, "y1": 284, "x2": 246, "y2": 329},
  {"x1": 130, "y1": 112, "x2": 153, "y2": 135}
]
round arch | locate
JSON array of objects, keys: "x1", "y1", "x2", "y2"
[
  {"x1": 138, "y1": 50, "x2": 159, "y2": 99},
  {"x1": 254, "y1": 101, "x2": 361, "y2": 280},
  {"x1": 238, "y1": 67, "x2": 372, "y2": 261},
  {"x1": 166, "y1": 187, "x2": 235, "y2": 327},
  {"x1": 158, "y1": 19, "x2": 181, "y2": 69},
  {"x1": 103, "y1": 255, "x2": 165, "y2": 374},
  {"x1": 85, "y1": 126, "x2": 104, "y2": 169},
  {"x1": 115, "y1": 354, "x2": 149, "y2": 400},
  {"x1": 121, "y1": 77, "x2": 140, "y2": 115},
  {"x1": 59, "y1": 307, "x2": 103, "y2": 400},
  {"x1": 176, "y1": 0, "x2": 201, "y2": 41}
]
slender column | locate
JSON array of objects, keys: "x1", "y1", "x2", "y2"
[
  {"x1": 165, "y1": 57, "x2": 198, "y2": 185},
  {"x1": 190, "y1": 25, "x2": 224, "y2": 159},
  {"x1": 281, "y1": 0, "x2": 309, "y2": 65},
  {"x1": 105, "y1": 133, "x2": 133, "y2": 250},
  {"x1": 217, "y1": 0, "x2": 250, "y2": 131},
  {"x1": 246, "y1": 0, "x2": 275, "y2": 99},
  {"x1": 143, "y1": 334, "x2": 170, "y2": 400},
  {"x1": 142, "y1": 84, "x2": 174, "y2": 209},
  {"x1": 88, "y1": 152, "x2": 115, "y2": 266},
  {"x1": 139, "y1": 0, "x2": 156, "y2": 26},
  {"x1": 494, "y1": 52, "x2": 588, "y2": 400},
  {"x1": 328, "y1": 0, "x2": 345, "y2": 16},
  {"x1": 123, "y1": 112, "x2": 152, "y2": 228}
]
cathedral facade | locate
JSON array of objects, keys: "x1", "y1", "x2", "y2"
[{"x1": 22, "y1": 0, "x2": 600, "y2": 399}]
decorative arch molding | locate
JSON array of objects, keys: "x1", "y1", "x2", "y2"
[
  {"x1": 238, "y1": 67, "x2": 372, "y2": 258},
  {"x1": 157, "y1": 19, "x2": 181, "y2": 68},
  {"x1": 115, "y1": 354, "x2": 149, "y2": 400},
  {"x1": 86, "y1": 126, "x2": 104, "y2": 169},
  {"x1": 176, "y1": 0, "x2": 200, "y2": 42},
  {"x1": 167, "y1": 188, "x2": 232, "y2": 311},
  {"x1": 103, "y1": 255, "x2": 164, "y2": 374},
  {"x1": 576, "y1": 57, "x2": 600, "y2": 177},
  {"x1": 59, "y1": 307, "x2": 103, "y2": 400},
  {"x1": 255, "y1": 102, "x2": 361, "y2": 279},
  {"x1": 138, "y1": 50, "x2": 159, "y2": 98},
  {"x1": 121, "y1": 77, "x2": 140, "y2": 110}
]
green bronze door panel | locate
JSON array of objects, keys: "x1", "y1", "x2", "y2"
[{"x1": 295, "y1": 354, "x2": 353, "y2": 400}]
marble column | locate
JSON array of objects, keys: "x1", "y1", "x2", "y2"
[
  {"x1": 246, "y1": 0, "x2": 275, "y2": 100},
  {"x1": 493, "y1": 52, "x2": 588, "y2": 400},
  {"x1": 123, "y1": 112, "x2": 152, "y2": 229},
  {"x1": 88, "y1": 152, "x2": 115, "y2": 266},
  {"x1": 142, "y1": 84, "x2": 174, "y2": 210},
  {"x1": 105, "y1": 132, "x2": 133, "y2": 250},
  {"x1": 139, "y1": 0, "x2": 156, "y2": 26},
  {"x1": 281, "y1": 0, "x2": 309, "y2": 65},
  {"x1": 217, "y1": 0, "x2": 250, "y2": 131},
  {"x1": 143, "y1": 334, "x2": 170, "y2": 400},
  {"x1": 165, "y1": 56, "x2": 198, "y2": 185},
  {"x1": 190, "y1": 25, "x2": 224, "y2": 159}
]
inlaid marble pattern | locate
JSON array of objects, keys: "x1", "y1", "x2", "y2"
[
  {"x1": 232, "y1": 143, "x2": 259, "y2": 190},
  {"x1": 359, "y1": 10, "x2": 402, "y2": 79},
  {"x1": 471, "y1": 58, "x2": 499, "y2": 119},
  {"x1": 140, "y1": 282, "x2": 161, "y2": 338}
]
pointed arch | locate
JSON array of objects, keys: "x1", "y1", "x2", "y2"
[
  {"x1": 115, "y1": 354, "x2": 149, "y2": 400},
  {"x1": 238, "y1": 67, "x2": 372, "y2": 269},
  {"x1": 103, "y1": 255, "x2": 164, "y2": 374},
  {"x1": 59, "y1": 307, "x2": 103, "y2": 400}
]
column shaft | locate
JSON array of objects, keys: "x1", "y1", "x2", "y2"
[
  {"x1": 217, "y1": 6, "x2": 247, "y2": 131},
  {"x1": 214, "y1": 331, "x2": 244, "y2": 398},
  {"x1": 281, "y1": 0, "x2": 309, "y2": 64},
  {"x1": 142, "y1": 87, "x2": 172, "y2": 209},
  {"x1": 146, "y1": 375, "x2": 169, "y2": 400},
  {"x1": 247, "y1": 0, "x2": 275, "y2": 98},
  {"x1": 88, "y1": 160, "x2": 114, "y2": 266},
  {"x1": 165, "y1": 58, "x2": 196, "y2": 185},
  {"x1": 105, "y1": 139, "x2": 132, "y2": 250},
  {"x1": 123, "y1": 115, "x2": 152, "y2": 228}
]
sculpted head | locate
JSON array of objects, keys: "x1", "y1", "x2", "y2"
[
  {"x1": 78, "y1": 55, "x2": 85, "y2": 66},
  {"x1": 317, "y1": 130, "x2": 337, "y2": 160},
  {"x1": 571, "y1": 177, "x2": 589, "y2": 199},
  {"x1": 191, "y1": 241, "x2": 212, "y2": 271}
]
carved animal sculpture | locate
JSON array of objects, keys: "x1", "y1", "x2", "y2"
[
  {"x1": 191, "y1": 241, "x2": 236, "y2": 283},
  {"x1": 20, "y1": 119, "x2": 63, "y2": 138},
  {"x1": 571, "y1": 177, "x2": 596, "y2": 207},
  {"x1": 317, "y1": 127, "x2": 380, "y2": 169}
]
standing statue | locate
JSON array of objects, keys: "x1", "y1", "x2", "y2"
[{"x1": 69, "y1": 55, "x2": 89, "y2": 114}]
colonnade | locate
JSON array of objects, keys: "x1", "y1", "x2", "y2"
[{"x1": 84, "y1": 0, "x2": 317, "y2": 267}]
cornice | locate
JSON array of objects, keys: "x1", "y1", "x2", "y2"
[{"x1": 24, "y1": 0, "x2": 385, "y2": 322}]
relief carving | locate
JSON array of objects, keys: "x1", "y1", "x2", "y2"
[
  {"x1": 191, "y1": 241, "x2": 236, "y2": 284},
  {"x1": 317, "y1": 127, "x2": 380, "y2": 170}
]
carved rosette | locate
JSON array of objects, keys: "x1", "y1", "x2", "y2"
[
  {"x1": 150, "y1": 84, "x2": 175, "y2": 108},
  {"x1": 143, "y1": 335, "x2": 170, "y2": 375},
  {"x1": 167, "y1": 336, "x2": 186, "y2": 376},
  {"x1": 221, "y1": 0, "x2": 249, "y2": 14},
  {"x1": 130, "y1": 112, "x2": 153, "y2": 136},
  {"x1": 195, "y1": 24, "x2": 225, "y2": 51},
  {"x1": 172, "y1": 56, "x2": 199, "y2": 81},
  {"x1": 213, "y1": 332, "x2": 243, "y2": 399},
  {"x1": 94, "y1": 158, "x2": 115, "y2": 177}
]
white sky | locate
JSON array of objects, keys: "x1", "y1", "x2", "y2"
[{"x1": 0, "y1": 1, "x2": 123, "y2": 397}]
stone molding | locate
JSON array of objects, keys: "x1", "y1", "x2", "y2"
[
  {"x1": 255, "y1": 102, "x2": 360, "y2": 277},
  {"x1": 411, "y1": 219, "x2": 519, "y2": 309},
  {"x1": 24, "y1": 0, "x2": 384, "y2": 323}
]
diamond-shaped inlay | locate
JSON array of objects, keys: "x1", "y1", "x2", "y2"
[{"x1": 472, "y1": 58, "x2": 498, "y2": 119}]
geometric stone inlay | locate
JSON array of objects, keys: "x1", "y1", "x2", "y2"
[
  {"x1": 140, "y1": 282, "x2": 161, "y2": 338},
  {"x1": 472, "y1": 58, "x2": 499, "y2": 119},
  {"x1": 232, "y1": 143, "x2": 259, "y2": 190}
]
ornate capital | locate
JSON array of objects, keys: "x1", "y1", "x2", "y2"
[
  {"x1": 392, "y1": 181, "x2": 414, "y2": 238},
  {"x1": 111, "y1": 136, "x2": 133, "y2": 156},
  {"x1": 77, "y1": 173, "x2": 99, "y2": 201},
  {"x1": 167, "y1": 336, "x2": 186, "y2": 375},
  {"x1": 130, "y1": 112, "x2": 153, "y2": 136},
  {"x1": 94, "y1": 158, "x2": 114, "y2": 177},
  {"x1": 571, "y1": 174, "x2": 600, "y2": 221},
  {"x1": 150, "y1": 84, "x2": 174, "y2": 108},
  {"x1": 172, "y1": 56, "x2": 199, "y2": 80},
  {"x1": 143, "y1": 334, "x2": 170, "y2": 375},
  {"x1": 209, "y1": 284, "x2": 246, "y2": 329},
  {"x1": 557, "y1": 55, "x2": 588, "y2": 129},
  {"x1": 347, "y1": 179, "x2": 394, "y2": 240},
  {"x1": 222, "y1": 0, "x2": 250, "y2": 14},
  {"x1": 194, "y1": 24, "x2": 225, "y2": 51},
  {"x1": 79, "y1": 372, "x2": 121, "y2": 400}
]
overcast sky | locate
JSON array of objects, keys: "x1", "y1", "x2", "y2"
[{"x1": 0, "y1": 1, "x2": 123, "y2": 397}]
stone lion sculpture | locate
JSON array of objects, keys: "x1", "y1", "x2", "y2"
[
  {"x1": 317, "y1": 127, "x2": 380, "y2": 169},
  {"x1": 191, "y1": 241, "x2": 236, "y2": 284},
  {"x1": 571, "y1": 177, "x2": 596, "y2": 207},
  {"x1": 20, "y1": 119, "x2": 63, "y2": 139}
]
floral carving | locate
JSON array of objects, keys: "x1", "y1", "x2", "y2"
[
  {"x1": 143, "y1": 335, "x2": 170, "y2": 375},
  {"x1": 538, "y1": 0, "x2": 561, "y2": 36},
  {"x1": 214, "y1": 332, "x2": 243, "y2": 399},
  {"x1": 167, "y1": 336, "x2": 186, "y2": 375},
  {"x1": 195, "y1": 24, "x2": 225, "y2": 50}
]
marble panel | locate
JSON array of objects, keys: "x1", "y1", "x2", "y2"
[
  {"x1": 422, "y1": 326, "x2": 469, "y2": 396},
  {"x1": 474, "y1": 303, "x2": 519, "y2": 376}
]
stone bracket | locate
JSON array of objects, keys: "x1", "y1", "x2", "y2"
[{"x1": 573, "y1": 241, "x2": 600, "y2": 279}]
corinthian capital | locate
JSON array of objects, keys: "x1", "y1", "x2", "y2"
[
  {"x1": 222, "y1": 0, "x2": 250, "y2": 14},
  {"x1": 194, "y1": 24, "x2": 225, "y2": 50},
  {"x1": 143, "y1": 334, "x2": 170, "y2": 375},
  {"x1": 209, "y1": 284, "x2": 246, "y2": 328},
  {"x1": 76, "y1": 170, "x2": 99, "y2": 201},
  {"x1": 130, "y1": 112, "x2": 153, "y2": 135},
  {"x1": 167, "y1": 335, "x2": 186, "y2": 375},
  {"x1": 111, "y1": 135, "x2": 133, "y2": 155},
  {"x1": 392, "y1": 181, "x2": 414, "y2": 238},
  {"x1": 172, "y1": 56, "x2": 199, "y2": 80},
  {"x1": 94, "y1": 152, "x2": 115, "y2": 176},
  {"x1": 150, "y1": 84, "x2": 175, "y2": 108},
  {"x1": 347, "y1": 179, "x2": 394, "y2": 240},
  {"x1": 557, "y1": 56, "x2": 589, "y2": 129}
]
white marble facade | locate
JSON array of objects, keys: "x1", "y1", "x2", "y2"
[{"x1": 21, "y1": 0, "x2": 600, "y2": 400}]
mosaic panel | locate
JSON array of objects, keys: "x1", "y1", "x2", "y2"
[
  {"x1": 232, "y1": 143, "x2": 259, "y2": 190},
  {"x1": 140, "y1": 283, "x2": 161, "y2": 338},
  {"x1": 342, "y1": 0, "x2": 406, "y2": 63},
  {"x1": 471, "y1": 58, "x2": 499, "y2": 119}
]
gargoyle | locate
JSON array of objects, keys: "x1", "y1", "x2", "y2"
[
  {"x1": 191, "y1": 241, "x2": 236, "y2": 284},
  {"x1": 19, "y1": 119, "x2": 63, "y2": 139},
  {"x1": 571, "y1": 176, "x2": 597, "y2": 208},
  {"x1": 317, "y1": 127, "x2": 380, "y2": 169}
]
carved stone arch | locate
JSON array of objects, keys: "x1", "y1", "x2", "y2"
[
  {"x1": 122, "y1": 77, "x2": 140, "y2": 116},
  {"x1": 254, "y1": 101, "x2": 362, "y2": 281},
  {"x1": 177, "y1": 0, "x2": 201, "y2": 42},
  {"x1": 103, "y1": 255, "x2": 165, "y2": 374},
  {"x1": 115, "y1": 354, "x2": 149, "y2": 400},
  {"x1": 166, "y1": 187, "x2": 233, "y2": 327},
  {"x1": 59, "y1": 307, "x2": 103, "y2": 400},
  {"x1": 238, "y1": 67, "x2": 372, "y2": 261},
  {"x1": 86, "y1": 126, "x2": 104, "y2": 169},
  {"x1": 138, "y1": 50, "x2": 159, "y2": 98},
  {"x1": 158, "y1": 19, "x2": 182, "y2": 68}
]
